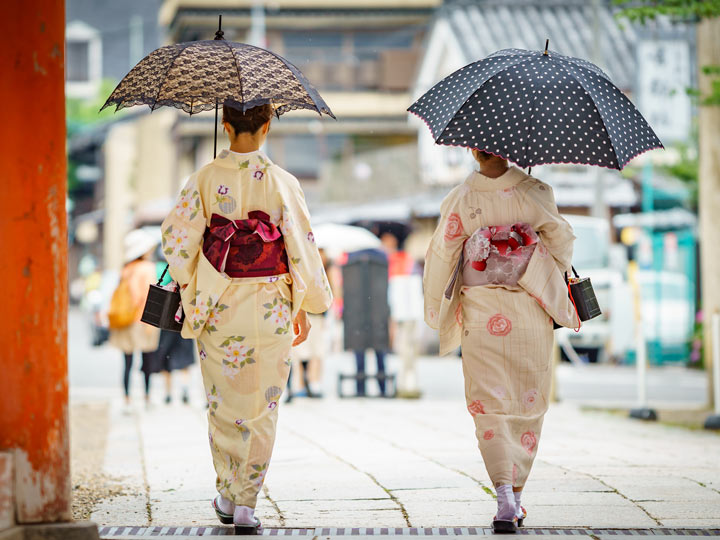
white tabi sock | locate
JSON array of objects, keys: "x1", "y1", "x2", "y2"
[
  {"x1": 514, "y1": 491, "x2": 524, "y2": 518},
  {"x1": 234, "y1": 505, "x2": 257, "y2": 526},
  {"x1": 216, "y1": 495, "x2": 234, "y2": 515},
  {"x1": 495, "y1": 484, "x2": 517, "y2": 521}
]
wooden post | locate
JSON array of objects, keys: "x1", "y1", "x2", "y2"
[
  {"x1": 697, "y1": 17, "x2": 720, "y2": 409},
  {"x1": 0, "y1": 0, "x2": 71, "y2": 523}
]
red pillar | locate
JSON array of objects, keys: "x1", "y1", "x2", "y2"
[{"x1": 0, "y1": 0, "x2": 71, "y2": 523}]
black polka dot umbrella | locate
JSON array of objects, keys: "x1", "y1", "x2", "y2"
[{"x1": 408, "y1": 44, "x2": 663, "y2": 170}]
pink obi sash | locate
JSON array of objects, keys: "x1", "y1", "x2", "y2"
[
  {"x1": 202, "y1": 211, "x2": 289, "y2": 278},
  {"x1": 462, "y1": 223, "x2": 538, "y2": 287}
]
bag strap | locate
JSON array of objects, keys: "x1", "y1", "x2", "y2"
[
  {"x1": 157, "y1": 264, "x2": 170, "y2": 286},
  {"x1": 157, "y1": 264, "x2": 179, "y2": 292}
]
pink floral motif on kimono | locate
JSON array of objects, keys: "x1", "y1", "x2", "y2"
[
  {"x1": 444, "y1": 213, "x2": 464, "y2": 242},
  {"x1": 521, "y1": 431, "x2": 537, "y2": 455},
  {"x1": 499, "y1": 186, "x2": 516, "y2": 199},
  {"x1": 522, "y1": 389, "x2": 539, "y2": 410},
  {"x1": 491, "y1": 386, "x2": 506, "y2": 399},
  {"x1": 487, "y1": 314, "x2": 512, "y2": 336},
  {"x1": 455, "y1": 303, "x2": 463, "y2": 326},
  {"x1": 483, "y1": 429, "x2": 495, "y2": 441},
  {"x1": 468, "y1": 400, "x2": 485, "y2": 416}
]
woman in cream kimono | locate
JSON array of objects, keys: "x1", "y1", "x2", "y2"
[
  {"x1": 161, "y1": 103, "x2": 332, "y2": 534},
  {"x1": 424, "y1": 150, "x2": 578, "y2": 533}
]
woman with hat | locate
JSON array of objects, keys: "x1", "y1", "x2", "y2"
[{"x1": 108, "y1": 228, "x2": 161, "y2": 407}]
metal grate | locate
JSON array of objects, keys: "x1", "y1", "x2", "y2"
[{"x1": 99, "y1": 527, "x2": 720, "y2": 537}]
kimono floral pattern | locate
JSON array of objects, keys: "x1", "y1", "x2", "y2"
[
  {"x1": 214, "y1": 185, "x2": 237, "y2": 214},
  {"x1": 444, "y1": 213, "x2": 464, "y2": 242},
  {"x1": 162, "y1": 225, "x2": 191, "y2": 267},
  {"x1": 522, "y1": 389, "x2": 539, "y2": 410},
  {"x1": 206, "y1": 303, "x2": 229, "y2": 334},
  {"x1": 175, "y1": 180, "x2": 202, "y2": 220},
  {"x1": 249, "y1": 462, "x2": 268, "y2": 489},
  {"x1": 207, "y1": 385, "x2": 222, "y2": 417},
  {"x1": 162, "y1": 150, "x2": 332, "y2": 510},
  {"x1": 238, "y1": 155, "x2": 270, "y2": 181},
  {"x1": 220, "y1": 336, "x2": 255, "y2": 374},
  {"x1": 263, "y1": 297, "x2": 291, "y2": 335},
  {"x1": 467, "y1": 400, "x2": 485, "y2": 416},
  {"x1": 487, "y1": 314, "x2": 512, "y2": 336},
  {"x1": 235, "y1": 419, "x2": 251, "y2": 442},
  {"x1": 521, "y1": 431, "x2": 537, "y2": 455}
]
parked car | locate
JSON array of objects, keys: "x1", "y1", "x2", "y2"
[{"x1": 558, "y1": 215, "x2": 632, "y2": 363}]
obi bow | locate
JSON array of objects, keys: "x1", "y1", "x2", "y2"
[{"x1": 203, "y1": 212, "x2": 287, "y2": 276}]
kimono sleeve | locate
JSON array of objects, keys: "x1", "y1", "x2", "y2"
[
  {"x1": 278, "y1": 177, "x2": 333, "y2": 315},
  {"x1": 160, "y1": 174, "x2": 206, "y2": 287},
  {"x1": 528, "y1": 182, "x2": 575, "y2": 273},
  {"x1": 423, "y1": 189, "x2": 468, "y2": 329}
]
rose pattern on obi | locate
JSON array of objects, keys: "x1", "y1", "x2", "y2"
[
  {"x1": 465, "y1": 232, "x2": 491, "y2": 264},
  {"x1": 264, "y1": 297, "x2": 291, "y2": 335},
  {"x1": 174, "y1": 181, "x2": 202, "y2": 221},
  {"x1": 234, "y1": 419, "x2": 251, "y2": 442},
  {"x1": 522, "y1": 389, "x2": 539, "y2": 410},
  {"x1": 467, "y1": 400, "x2": 485, "y2": 416},
  {"x1": 162, "y1": 225, "x2": 190, "y2": 267},
  {"x1": 483, "y1": 429, "x2": 495, "y2": 441},
  {"x1": 487, "y1": 314, "x2": 512, "y2": 336},
  {"x1": 220, "y1": 336, "x2": 255, "y2": 375},
  {"x1": 521, "y1": 431, "x2": 537, "y2": 455},
  {"x1": 249, "y1": 462, "x2": 268, "y2": 489},
  {"x1": 444, "y1": 213, "x2": 464, "y2": 242},
  {"x1": 207, "y1": 385, "x2": 222, "y2": 416}
]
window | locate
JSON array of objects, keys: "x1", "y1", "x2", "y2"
[
  {"x1": 65, "y1": 21, "x2": 102, "y2": 99},
  {"x1": 66, "y1": 41, "x2": 90, "y2": 82}
]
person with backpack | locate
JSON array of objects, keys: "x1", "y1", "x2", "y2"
[{"x1": 108, "y1": 228, "x2": 162, "y2": 408}]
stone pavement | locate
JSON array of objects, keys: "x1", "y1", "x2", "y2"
[{"x1": 81, "y1": 394, "x2": 720, "y2": 534}]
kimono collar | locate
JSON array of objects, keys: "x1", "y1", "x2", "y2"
[
  {"x1": 213, "y1": 148, "x2": 274, "y2": 170},
  {"x1": 465, "y1": 166, "x2": 528, "y2": 192}
]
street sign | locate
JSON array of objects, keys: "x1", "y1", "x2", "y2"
[{"x1": 636, "y1": 40, "x2": 692, "y2": 144}]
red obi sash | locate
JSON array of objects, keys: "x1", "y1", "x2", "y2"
[{"x1": 202, "y1": 212, "x2": 289, "y2": 278}]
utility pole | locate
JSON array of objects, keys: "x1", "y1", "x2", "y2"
[
  {"x1": 0, "y1": 1, "x2": 96, "y2": 537},
  {"x1": 697, "y1": 16, "x2": 720, "y2": 413}
]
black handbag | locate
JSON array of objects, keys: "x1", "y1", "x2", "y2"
[
  {"x1": 140, "y1": 265, "x2": 184, "y2": 332},
  {"x1": 553, "y1": 266, "x2": 602, "y2": 330}
]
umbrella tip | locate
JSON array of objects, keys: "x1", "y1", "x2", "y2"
[
  {"x1": 214, "y1": 14, "x2": 224, "y2": 40},
  {"x1": 544, "y1": 39, "x2": 549, "y2": 55}
]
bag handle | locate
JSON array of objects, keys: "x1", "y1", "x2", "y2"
[
  {"x1": 156, "y1": 264, "x2": 180, "y2": 292},
  {"x1": 157, "y1": 264, "x2": 170, "y2": 286}
]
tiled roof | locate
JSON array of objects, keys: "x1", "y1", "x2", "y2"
[{"x1": 441, "y1": 0, "x2": 681, "y2": 91}]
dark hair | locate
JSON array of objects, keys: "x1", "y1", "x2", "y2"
[
  {"x1": 222, "y1": 103, "x2": 274, "y2": 136},
  {"x1": 474, "y1": 149, "x2": 494, "y2": 160}
]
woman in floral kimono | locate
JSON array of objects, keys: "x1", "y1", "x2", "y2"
[
  {"x1": 161, "y1": 103, "x2": 332, "y2": 534},
  {"x1": 423, "y1": 150, "x2": 578, "y2": 533}
]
